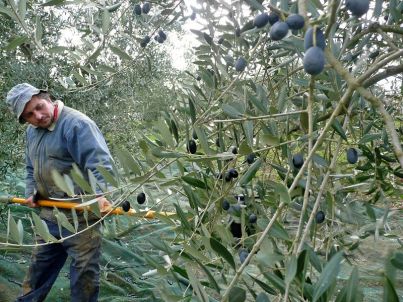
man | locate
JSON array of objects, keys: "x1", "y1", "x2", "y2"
[{"x1": 6, "y1": 83, "x2": 114, "y2": 302}]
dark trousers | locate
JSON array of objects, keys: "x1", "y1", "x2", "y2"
[{"x1": 16, "y1": 220, "x2": 102, "y2": 302}]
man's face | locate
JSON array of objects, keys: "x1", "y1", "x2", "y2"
[{"x1": 21, "y1": 95, "x2": 54, "y2": 128}]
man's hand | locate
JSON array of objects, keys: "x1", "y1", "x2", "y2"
[
  {"x1": 97, "y1": 197, "x2": 112, "y2": 212},
  {"x1": 25, "y1": 195, "x2": 39, "y2": 208}
]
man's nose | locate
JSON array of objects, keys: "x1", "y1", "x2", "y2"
[{"x1": 34, "y1": 111, "x2": 43, "y2": 120}]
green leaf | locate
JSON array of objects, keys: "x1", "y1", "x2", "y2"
[
  {"x1": 331, "y1": 119, "x2": 347, "y2": 141},
  {"x1": 285, "y1": 255, "x2": 298, "y2": 285},
  {"x1": 266, "y1": 221, "x2": 290, "y2": 241},
  {"x1": 263, "y1": 272, "x2": 286, "y2": 293},
  {"x1": 188, "y1": 98, "x2": 196, "y2": 124},
  {"x1": 156, "y1": 118, "x2": 175, "y2": 148},
  {"x1": 106, "y1": 2, "x2": 122, "y2": 12},
  {"x1": 182, "y1": 184, "x2": 199, "y2": 212},
  {"x1": 88, "y1": 170, "x2": 98, "y2": 194},
  {"x1": 182, "y1": 176, "x2": 208, "y2": 189},
  {"x1": 17, "y1": 219, "x2": 24, "y2": 245},
  {"x1": 35, "y1": 16, "x2": 43, "y2": 44},
  {"x1": 51, "y1": 169, "x2": 75, "y2": 196},
  {"x1": 261, "y1": 134, "x2": 280, "y2": 146},
  {"x1": 7, "y1": 210, "x2": 22, "y2": 244},
  {"x1": 47, "y1": 46, "x2": 69, "y2": 54},
  {"x1": 96, "y1": 166, "x2": 119, "y2": 188},
  {"x1": 186, "y1": 265, "x2": 209, "y2": 302},
  {"x1": 312, "y1": 251, "x2": 344, "y2": 302},
  {"x1": 90, "y1": 201, "x2": 102, "y2": 218},
  {"x1": 4, "y1": 36, "x2": 28, "y2": 51},
  {"x1": 194, "y1": 258, "x2": 221, "y2": 293},
  {"x1": 335, "y1": 266, "x2": 360, "y2": 302},
  {"x1": 238, "y1": 140, "x2": 253, "y2": 156},
  {"x1": 71, "y1": 208, "x2": 78, "y2": 232},
  {"x1": 249, "y1": 91, "x2": 267, "y2": 114},
  {"x1": 390, "y1": 252, "x2": 403, "y2": 270},
  {"x1": 239, "y1": 158, "x2": 262, "y2": 185},
  {"x1": 0, "y1": 7, "x2": 14, "y2": 18},
  {"x1": 32, "y1": 212, "x2": 57, "y2": 242},
  {"x1": 97, "y1": 64, "x2": 116, "y2": 73},
  {"x1": 383, "y1": 274, "x2": 399, "y2": 302},
  {"x1": 74, "y1": 198, "x2": 98, "y2": 208},
  {"x1": 173, "y1": 203, "x2": 192, "y2": 232},
  {"x1": 70, "y1": 164, "x2": 93, "y2": 194},
  {"x1": 18, "y1": 0, "x2": 26, "y2": 19},
  {"x1": 203, "y1": 32, "x2": 213, "y2": 45},
  {"x1": 71, "y1": 70, "x2": 88, "y2": 86},
  {"x1": 228, "y1": 287, "x2": 246, "y2": 302},
  {"x1": 243, "y1": 120, "x2": 254, "y2": 147},
  {"x1": 300, "y1": 112, "x2": 309, "y2": 132},
  {"x1": 277, "y1": 85, "x2": 287, "y2": 113},
  {"x1": 244, "y1": 0, "x2": 265, "y2": 11},
  {"x1": 170, "y1": 119, "x2": 179, "y2": 144},
  {"x1": 250, "y1": 276, "x2": 276, "y2": 295},
  {"x1": 194, "y1": 126, "x2": 212, "y2": 155},
  {"x1": 110, "y1": 45, "x2": 132, "y2": 61},
  {"x1": 222, "y1": 104, "x2": 243, "y2": 118},
  {"x1": 41, "y1": 0, "x2": 65, "y2": 6},
  {"x1": 389, "y1": 0, "x2": 401, "y2": 23},
  {"x1": 296, "y1": 249, "x2": 309, "y2": 281},
  {"x1": 267, "y1": 181, "x2": 291, "y2": 204},
  {"x1": 210, "y1": 237, "x2": 235, "y2": 270},
  {"x1": 183, "y1": 243, "x2": 210, "y2": 263},
  {"x1": 53, "y1": 207, "x2": 76, "y2": 233},
  {"x1": 115, "y1": 148, "x2": 141, "y2": 176},
  {"x1": 359, "y1": 133, "x2": 382, "y2": 144},
  {"x1": 151, "y1": 147, "x2": 185, "y2": 158},
  {"x1": 102, "y1": 9, "x2": 111, "y2": 33},
  {"x1": 312, "y1": 154, "x2": 329, "y2": 167},
  {"x1": 374, "y1": 0, "x2": 383, "y2": 18},
  {"x1": 256, "y1": 292, "x2": 270, "y2": 302},
  {"x1": 64, "y1": 174, "x2": 75, "y2": 196}
]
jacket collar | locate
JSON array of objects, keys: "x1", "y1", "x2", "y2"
[{"x1": 47, "y1": 100, "x2": 64, "y2": 131}]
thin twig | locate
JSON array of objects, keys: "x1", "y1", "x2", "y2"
[
  {"x1": 346, "y1": 23, "x2": 403, "y2": 49},
  {"x1": 325, "y1": 0, "x2": 340, "y2": 37},
  {"x1": 363, "y1": 64, "x2": 403, "y2": 88},
  {"x1": 358, "y1": 50, "x2": 403, "y2": 84},
  {"x1": 375, "y1": 27, "x2": 399, "y2": 51},
  {"x1": 213, "y1": 110, "x2": 307, "y2": 123}
]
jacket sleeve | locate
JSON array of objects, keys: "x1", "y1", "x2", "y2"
[
  {"x1": 25, "y1": 145, "x2": 36, "y2": 198},
  {"x1": 65, "y1": 119, "x2": 114, "y2": 194}
]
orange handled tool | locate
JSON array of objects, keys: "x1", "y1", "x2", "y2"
[{"x1": 0, "y1": 195, "x2": 175, "y2": 219}]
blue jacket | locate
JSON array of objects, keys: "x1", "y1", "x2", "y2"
[{"x1": 25, "y1": 103, "x2": 114, "y2": 220}]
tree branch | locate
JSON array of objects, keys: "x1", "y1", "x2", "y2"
[
  {"x1": 358, "y1": 50, "x2": 403, "y2": 83},
  {"x1": 363, "y1": 64, "x2": 403, "y2": 88},
  {"x1": 325, "y1": 49, "x2": 403, "y2": 168},
  {"x1": 347, "y1": 23, "x2": 403, "y2": 49},
  {"x1": 297, "y1": 107, "x2": 351, "y2": 253},
  {"x1": 212, "y1": 110, "x2": 307, "y2": 123}
]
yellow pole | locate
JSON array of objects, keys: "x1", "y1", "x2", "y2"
[{"x1": 2, "y1": 196, "x2": 175, "y2": 219}]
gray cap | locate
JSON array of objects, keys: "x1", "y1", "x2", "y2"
[{"x1": 6, "y1": 83, "x2": 45, "y2": 123}]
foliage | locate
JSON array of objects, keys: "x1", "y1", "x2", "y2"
[{"x1": 1, "y1": 0, "x2": 403, "y2": 301}]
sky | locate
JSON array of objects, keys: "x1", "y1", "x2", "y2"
[{"x1": 57, "y1": 0, "x2": 203, "y2": 71}]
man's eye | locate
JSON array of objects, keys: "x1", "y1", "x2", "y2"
[{"x1": 36, "y1": 104, "x2": 44, "y2": 110}]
